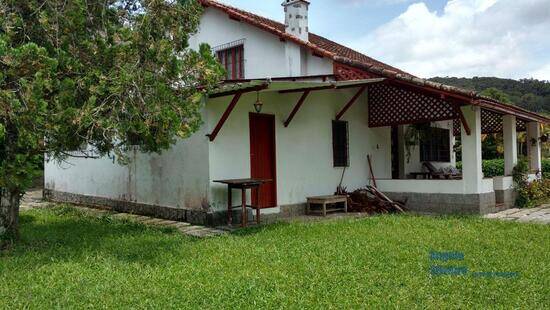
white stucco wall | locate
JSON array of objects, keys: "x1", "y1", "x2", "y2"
[
  {"x1": 44, "y1": 118, "x2": 211, "y2": 210},
  {"x1": 188, "y1": 8, "x2": 333, "y2": 78},
  {"x1": 207, "y1": 88, "x2": 391, "y2": 211}
]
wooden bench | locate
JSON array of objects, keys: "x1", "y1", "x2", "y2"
[{"x1": 307, "y1": 195, "x2": 348, "y2": 216}]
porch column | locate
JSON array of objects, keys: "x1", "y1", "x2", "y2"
[
  {"x1": 526, "y1": 122, "x2": 542, "y2": 174},
  {"x1": 461, "y1": 106, "x2": 483, "y2": 193},
  {"x1": 502, "y1": 115, "x2": 517, "y2": 176}
]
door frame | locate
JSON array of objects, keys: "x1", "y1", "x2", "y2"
[{"x1": 249, "y1": 112, "x2": 277, "y2": 208}]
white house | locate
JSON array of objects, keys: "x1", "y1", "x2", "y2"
[{"x1": 44, "y1": 0, "x2": 549, "y2": 225}]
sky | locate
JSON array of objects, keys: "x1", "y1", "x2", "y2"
[{"x1": 218, "y1": 0, "x2": 550, "y2": 80}]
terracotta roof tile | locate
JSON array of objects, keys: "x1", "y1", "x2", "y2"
[
  {"x1": 199, "y1": 0, "x2": 409, "y2": 75},
  {"x1": 198, "y1": 0, "x2": 550, "y2": 123}
]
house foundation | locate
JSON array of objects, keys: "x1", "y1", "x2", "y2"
[
  {"x1": 385, "y1": 192, "x2": 497, "y2": 215},
  {"x1": 44, "y1": 189, "x2": 307, "y2": 226}
]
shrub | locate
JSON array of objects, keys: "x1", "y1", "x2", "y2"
[
  {"x1": 456, "y1": 159, "x2": 504, "y2": 178},
  {"x1": 458, "y1": 158, "x2": 549, "y2": 179},
  {"x1": 516, "y1": 179, "x2": 550, "y2": 208},
  {"x1": 543, "y1": 159, "x2": 550, "y2": 179}
]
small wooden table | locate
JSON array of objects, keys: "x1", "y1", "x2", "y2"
[
  {"x1": 214, "y1": 178, "x2": 271, "y2": 227},
  {"x1": 307, "y1": 195, "x2": 348, "y2": 217}
]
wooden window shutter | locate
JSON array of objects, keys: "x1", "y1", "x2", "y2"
[{"x1": 332, "y1": 120, "x2": 349, "y2": 167}]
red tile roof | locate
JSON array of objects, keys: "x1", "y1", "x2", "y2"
[
  {"x1": 198, "y1": 0, "x2": 550, "y2": 123},
  {"x1": 198, "y1": 0, "x2": 409, "y2": 75}
]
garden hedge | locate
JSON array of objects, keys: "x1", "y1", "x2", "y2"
[{"x1": 457, "y1": 158, "x2": 550, "y2": 178}]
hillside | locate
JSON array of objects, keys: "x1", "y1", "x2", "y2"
[{"x1": 429, "y1": 77, "x2": 550, "y2": 114}]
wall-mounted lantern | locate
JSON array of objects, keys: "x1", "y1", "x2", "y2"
[{"x1": 254, "y1": 91, "x2": 263, "y2": 113}]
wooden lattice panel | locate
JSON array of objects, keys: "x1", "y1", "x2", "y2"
[
  {"x1": 368, "y1": 83, "x2": 457, "y2": 127},
  {"x1": 452, "y1": 110, "x2": 527, "y2": 135},
  {"x1": 334, "y1": 63, "x2": 377, "y2": 81}
]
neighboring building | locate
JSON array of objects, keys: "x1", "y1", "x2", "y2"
[{"x1": 44, "y1": 0, "x2": 550, "y2": 225}]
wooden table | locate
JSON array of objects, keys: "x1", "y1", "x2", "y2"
[
  {"x1": 307, "y1": 195, "x2": 348, "y2": 217},
  {"x1": 214, "y1": 178, "x2": 271, "y2": 227}
]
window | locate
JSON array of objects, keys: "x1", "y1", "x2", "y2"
[
  {"x1": 217, "y1": 45, "x2": 244, "y2": 80},
  {"x1": 332, "y1": 120, "x2": 349, "y2": 167},
  {"x1": 420, "y1": 127, "x2": 451, "y2": 162}
]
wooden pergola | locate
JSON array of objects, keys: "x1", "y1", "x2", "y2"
[
  {"x1": 333, "y1": 62, "x2": 549, "y2": 136},
  {"x1": 206, "y1": 78, "x2": 384, "y2": 141}
]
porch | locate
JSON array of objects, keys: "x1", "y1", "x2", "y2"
[
  {"x1": 367, "y1": 81, "x2": 547, "y2": 214},
  {"x1": 206, "y1": 76, "x2": 548, "y2": 218}
]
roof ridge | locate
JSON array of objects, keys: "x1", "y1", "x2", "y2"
[
  {"x1": 201, "y1": 0, "x2": 286, "y2": 27},
  {"x1": 199, "y1": 0, "x2": 549, "y2": 123},
  {"x1": 199, "y1": 0, "x2": 408, "y2": 74}
]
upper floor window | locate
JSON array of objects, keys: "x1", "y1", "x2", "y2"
[{"x1": 217, "y1": 45, "x2": 244, "y2": 80}]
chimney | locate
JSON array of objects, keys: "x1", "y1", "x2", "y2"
[{"x1": 282, "y1": 0, "x2": 310, "y2": 42}]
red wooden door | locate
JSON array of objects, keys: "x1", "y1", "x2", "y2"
[{"x1": 249, "y1": 113, "x2": 277, "y2": 208}]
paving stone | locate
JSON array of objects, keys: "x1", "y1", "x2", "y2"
[
  {"x1": 517, "y1": 216, "x2": 539, "y2": 223},
  {"x1": 111, "y1": 213, "x2": 133, "y2": 219},
  {"x1": 134, "y1": 216, "x2": 152, "y2": 221},
  {"x1": 507, "y1": 209, "x2": 536, "y2": 218},
  {"x1": 186, "y1": 230, "x2": 217, "y2": 238},
  {"x1": 178, "y1": 225, "x2": 204, "y2": 233},
  {"x1": 486, "y1": 206, "x2": 550, "y2": 225},
  {"x1": 532, "y1": 217, "x2": 550, "y2": 224},
  {"x1": 208, "y1": 229, "x2": 228, "y2": 235},
  {"x1": 483, "y1": 213, "x2": 503, "y2": 219},
  {"x1": 155, "y1": 220, "x2": 179, "y2": 226},
  {"x1": 142, "y1": 218, "x2": 166, "y2": 225},
  {"x1": 496, "y1": 208, "x2": 521, "y2": 216},
  {"x1": 24, "y1": 199, "x2": 228, "y2": 238},
  {"x1": 168, "y1": 222, "x2": 191, "y2": 228}
]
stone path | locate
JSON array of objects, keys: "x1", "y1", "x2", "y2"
[
  {"x1": 483, "y1": 205, "x2": 550, "y2": 224},
  {"x1": 20, "y1": 190, "x2": 228, "y2": 238}
]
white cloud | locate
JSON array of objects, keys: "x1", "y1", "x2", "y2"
[
  {"x1": 529, "y1": 63, "x2": 550, "y2": 81},
  {"x1": 349, "y1": 0, "x2": 550, "y2": 79},
  {"x1": 341, "y1": 0, "x2": 412, "y2": 6}
]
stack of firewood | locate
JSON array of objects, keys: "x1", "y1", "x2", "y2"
[{"x1": 336, "y1": 185, "x2": 407, "y2": 214}]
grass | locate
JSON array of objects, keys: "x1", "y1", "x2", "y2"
[{"x1": 1, "y1": 206, "x2": 549, "y2": 309}]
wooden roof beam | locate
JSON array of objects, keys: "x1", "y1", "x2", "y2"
[
  {"x1": 209, "y1": 84, "x2": 268, "y2": 99},
  {"x1": 284, "y1": 90, "x2": 311, "y2": 127},
  {"x1": 279, "y1": 85, "x2": 334, "y2": 94},
  {"x1": 335, "y1": 86, "x2": 367, "y2": 121},
  {"x1": 453, "y1": 104, "x2": 471, "y2": 136},
  {"x1": 207, "y1": 92, "x2": 243, "y2": 142}
]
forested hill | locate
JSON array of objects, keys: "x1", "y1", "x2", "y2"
[{"x1": 429, "y1": 77, "x2": 550, "y2": 114}]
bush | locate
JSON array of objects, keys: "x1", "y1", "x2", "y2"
[
  {"x1": 456, "y1": 159, "x2": 504, "y2": 178},
  {"x1": 458, "y1": 158, "x2": 549, "y2": 178},
  {"x1": 516, "y1": 179, "x2": 550, "y2": 208},
  {"x1": 543, "y1": 159, "x2": 550, "y2": 179}
]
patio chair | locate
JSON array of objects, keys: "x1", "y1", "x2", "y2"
[{"x1": 422, "y1": 162, "x2": 462, "y2": 179}]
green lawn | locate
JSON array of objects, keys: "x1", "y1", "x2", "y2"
[{"x1": 1, "y1": 206, "x2": 549, "y2": 309}]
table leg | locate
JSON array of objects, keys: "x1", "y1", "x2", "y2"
[
  {"x1": 323, "y1": 203, "x2": 327, "y2": 217},
  {"x1": 255, "y1": 186, "x2": 260, "y2": 225},
  {"x1": 227, "y1": 186, "x2": 232, "y2": 226},
  {"x1": 241, "y1": 188, "x2": 247, "y2": 227}
]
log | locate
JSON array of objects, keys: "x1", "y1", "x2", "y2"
[{"x1": 339, "y1": 185, "x2": 407, "y2": 214}]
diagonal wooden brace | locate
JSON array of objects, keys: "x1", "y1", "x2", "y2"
[
  {"x1": 284, "y1": 90, "x2": 311, "y2": 127},
  {"x1": 207, "y1": 92, "x2": 242, "y2": 141},
  {"x1": 335, "y1": 86, "x2": 367, "y2": 121},
  {"x1": 454, "y1": 104, "x2": 471, "y2": 136}
]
